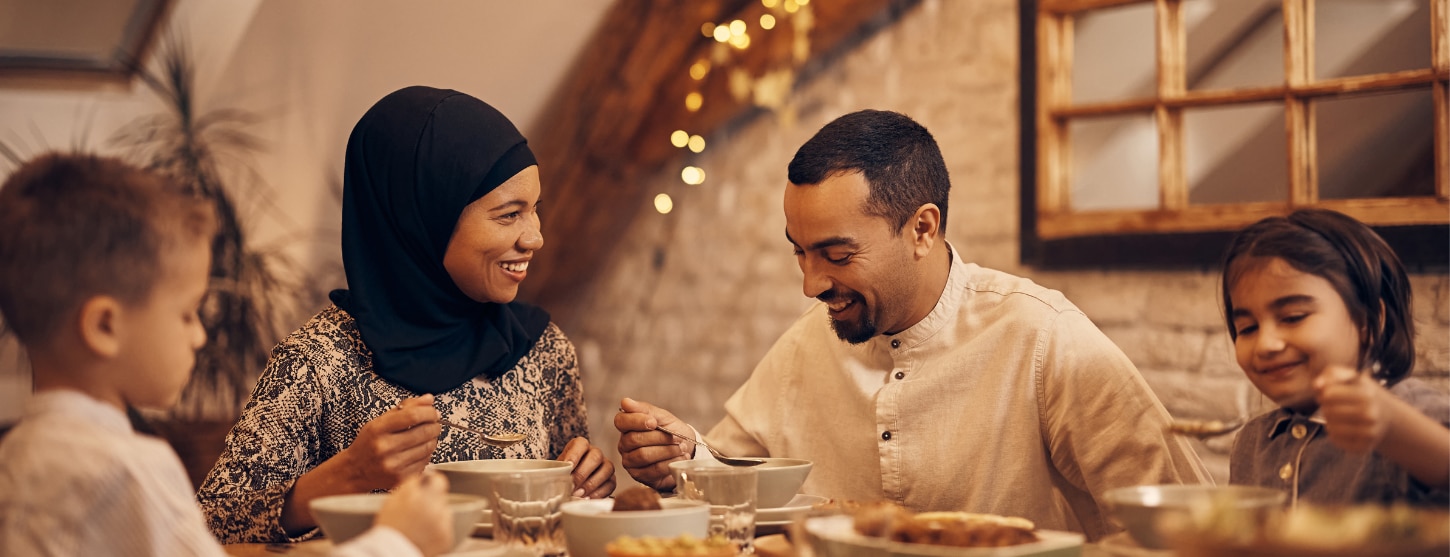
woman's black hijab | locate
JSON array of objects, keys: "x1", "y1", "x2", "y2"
[{"x1": 330, "y1": 86, "x2": 550, "y2": 394}]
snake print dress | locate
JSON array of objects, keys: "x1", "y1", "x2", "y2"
[{"x1": 196, "y1": 305, "x2": 588, "y2": 543}]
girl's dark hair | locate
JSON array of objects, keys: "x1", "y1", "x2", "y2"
[{"x1": 1220, "y1": 208, "x2": 1414, "y2": 385}]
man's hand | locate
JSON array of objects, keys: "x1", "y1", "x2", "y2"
[
  {"x1": 614, "y1": 397, "x2": 692, "y2": 490},
  {"x1": 557, "y1": 437, "x2": 617, "y2": 498},
  {"x1": 1315, "y1": 365, "x2": 1391, "y2": 453},
  {"x1": 375, "y1": 471, "x2": 454, "y2": 557},
  {"x1": 339, "y1": 395, "x2": 443, "y2": 491}
]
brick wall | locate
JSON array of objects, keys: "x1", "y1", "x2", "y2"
[{"x1": 558, "y1": 0, "x2": 1450, "y2": 489}]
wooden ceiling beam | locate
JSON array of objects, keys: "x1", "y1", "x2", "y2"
[{"x1": 522, "y1": 0, "x2": 913, "y2": 320}]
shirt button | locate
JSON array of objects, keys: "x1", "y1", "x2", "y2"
[
  {"x1": 1291, "y1": 424, "x2": 1308, "y2": 439},
  {"x1": 1279, "y1": 463, "x2": 1294, "y2": 480},
  {"x1": 882, "y1": 431, "x2": 892, "y2": 441},
  {"x1": 890, "y1": 339, "x2": 900, "y2": 349},
  {"x1": 894, "y1": 372, "x2": 905, "y2": 380}
]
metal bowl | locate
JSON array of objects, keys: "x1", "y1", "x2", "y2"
[{"x1": 1103, "y1": 484, "x2": 1286, "y2": 549}]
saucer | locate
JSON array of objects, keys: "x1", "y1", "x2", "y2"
[{"x1": 757, "y1": 494, "x2": 828, "y2": 523}]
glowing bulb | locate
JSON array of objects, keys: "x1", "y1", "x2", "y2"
[
  {"x1": 654, "y1": 193, "x2": 674, "y2": 214},
  {"x1": 729, "y1": 19, "x2": 747, "y2": 36},
  {"x1": 762, "y1": 0, "x2": 778, "y2": 7},
  {"x1": 681, "y1": 166, "x2": 706, "y2": 185},
  {"x1": 689, "y1": 60, "x2": 710, "y2": 80},
  {"x1": 729, "y1": 34, "x2": 751, "y2": 50},
  {"x1": 760, "y1": 14, "x2": 776, "y2": 30},
  {"x1": 670, "y1": 130, "x2": 689, "y2": 148},
  {"x1": 784, "y1": 0, "x2": 799, "y2": 13},
  {"x1": 701, "y1": 22, "x2": 715, "y2": 37},
  {"x1": 713, "y1": 24, "x2": 731, "y2": 42},
  {"x1": 687, "y1": 135, "x2": 705, "y2": 153},
  {"x1": 798, "y1": 0, "x2": 809, "y2": 4},
  {"x1": 685, "y1": 92, "x2": 703, "y2": 112}
]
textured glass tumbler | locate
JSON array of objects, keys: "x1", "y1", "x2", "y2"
[
  {"x1": 673, "y1": 463, "x2": 757, "y2": 553},
  {"x1": 491, "y1": 472, "x2": 572, "y2": 557}
]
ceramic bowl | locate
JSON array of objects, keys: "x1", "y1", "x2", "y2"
[
  {"x1": 560, "y1": 498, "x2": 710, "y2": 557},
  {"x1": 668, "y1": 457, "x2": 813, "y2": 509},
  {"x1": 1103, "y1": 484, "x2": 1285, "y2": 549},
  {"x1": 429, "y1": 459, "x2": 574, "y2": 504},
  {"x1": 310, "y1": 492, "x2": 485, "y2": 548}
]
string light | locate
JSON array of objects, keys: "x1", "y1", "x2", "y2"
[
  {"x1": 729, "y1": 20, "x2": 747, "y2": 36},
  {"x1": 762, "y1": 0, "x2": 778, "y2": 7},
  {"x1": 689, "y1": 59, "x2": 710, "y2": 80},
  {"x1": 713, "y1": 24, "x2": 731, "y2": 42},
  {"x1": 687, "y1": 135, "x2": 706, "y2": 153},
  {"x1": 671, "y1": 130, "x2": 690, "y2": 148},
  {"x1": 760, "y1": 14, "x2": 776, "y2": 30},
  {"x1": 654, "y1": 193, "x2": 674, "y2": 214},
  {"x1": 685, "y1": 92, "x2": 703, "y2": 112},
  {"x1": 701, "y1": 22, "x2": 715, "y2": 37},
  {"x1": 784, "y1": 0, "x2": 799, "y2": 13},
  {"x1": 681, "y1": 166, "x2": 706, "y2": 185},
  {"x1": 797, "y1": 0, "x2": 809, "y2": 5},
  {"x1": 729, "y1": 34, "x2": 751, "y2": 50}
]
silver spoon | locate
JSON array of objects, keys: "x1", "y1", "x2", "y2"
[
  {"x1": 654, "y1": 424, "x2": 765, "y2": 467},
  {"x1": 440, "y1": 419, "x2": 528, "y2": 448}
]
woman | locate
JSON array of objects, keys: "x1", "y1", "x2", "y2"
[{"x1": 198, "y1": 86, "x2": 614, "y2": 543}]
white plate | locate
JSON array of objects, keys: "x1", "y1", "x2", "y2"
[
  {"x1": 803, "y1": 514, "x2": 1085, "y2": 557},
  {"x1": 757, "y1": 494, "x2": 829, "y2": 523}
]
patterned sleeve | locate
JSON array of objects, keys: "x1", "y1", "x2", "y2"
[
  {"x1": 196, "y1": 341, "x2": 326, "y2": 544},
  {"x1": 542, "y1": 324, "x2": 589, "y2": 457}
]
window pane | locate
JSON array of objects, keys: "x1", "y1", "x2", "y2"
[
  {"x1": 1315, "y1": 88, "x2": 1436, "y2": 200},
  {"x1": 1315, "y1": 0, "x2": 1432, "y2": 80},
  {"x1": 1184, "y1": 0, "x2": 1284, "y2": 92},
  {"x1": 1072, "y1": 3, "x2": 1156, "y2": 105},
  {"x1": 1185, "y1": 103, "x2": 1288, "y2": 205},
  {"x1": 1069, "y1": 113, "x2": 1159, "y2": 211}
]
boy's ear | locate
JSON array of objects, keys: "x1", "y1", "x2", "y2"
[{"x1": 77, "y1": 295, "x2": 124, "y2": 358}]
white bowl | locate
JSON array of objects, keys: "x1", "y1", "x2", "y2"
[
  {"x1": 1103, "y1": 484, "x2": 1285, "y2": 549},
  {"x1": 668, "y1": 457, "x2": 813, "y2": 509},
  {"x1": 310, "y1": 492, "x2": 486, "y2": 548},
  {"x1": 561, "y1": 498, "x2": 710, "y2": 557},
  {"x1": 429, "y1": 459, "x2": 574, "y2": 504}
]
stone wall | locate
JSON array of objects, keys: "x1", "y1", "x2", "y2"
[{"x1": 558, "y1": 0, "x2": 1450, "y2": 490}]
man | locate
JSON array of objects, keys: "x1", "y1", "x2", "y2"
[{"x1": 615, "y1": 110, "x2": 1209, "y2": 540}]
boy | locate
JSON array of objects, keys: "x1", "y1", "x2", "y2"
[{"x1": 0, "y1": 153, "x2": 454, "y2": 556}]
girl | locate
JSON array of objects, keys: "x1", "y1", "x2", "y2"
[{"x1": 1222, "y1": 208, "x2": 1449, "y2": 506}]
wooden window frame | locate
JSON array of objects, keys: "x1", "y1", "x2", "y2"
[{"x1": 1019, "y1": 0, "x2": 1450, "y2": 269}]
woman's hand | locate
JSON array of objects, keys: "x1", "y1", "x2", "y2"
[
  {"x1": 558, "y1": 437, "x2": 616, "y2": 498},
  {"x1": 1314, "y1": 365, "x2": 1390, "y2": 453},
  {"x1": 340, "y1": 395, "x2": 444, "y2": 491},
  {"x1": 375, "y1": 471, "x2": 454, "y2": 557}
]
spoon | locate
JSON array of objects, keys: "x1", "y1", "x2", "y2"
[
  {"x1": 440, "y1": 419, "x2": 528, "y2": 448},
  {"x1": 653, "y1": 424, "x2": 765, "y2": 467}
]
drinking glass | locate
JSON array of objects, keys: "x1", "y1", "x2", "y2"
[
  {"x1": 673, "y1": 462, "x2": 757, "y2": 553},
  {"x1": 491, "y1": 472, "x2": 572, "y2": 557}
]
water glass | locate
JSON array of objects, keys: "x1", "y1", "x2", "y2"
[
  {"x1": 673, "y1": 463, "x2": 757, "y2": 553},
  {"x1": 491, "y1": 472, "x2": 572, "y2": 557}
]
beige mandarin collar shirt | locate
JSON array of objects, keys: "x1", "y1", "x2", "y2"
[{"x1": 703, "y1": 245, "x2": 1210, "y2": 539}]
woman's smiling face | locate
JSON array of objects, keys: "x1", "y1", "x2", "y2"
[
  {"x1": 443, "y1": 165, "x2": 543, "y2": 304},
  {"x1": 1229, "y1": 256, "x2": 1363, "y2": 412}
]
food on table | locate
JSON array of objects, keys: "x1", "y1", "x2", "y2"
[
  {"x1": 818, "y1": 500, "x2": 1040, "y2": 548},
  {"x1": 605, "y1": 534, "x2": 737, "y2": 557},
  {"x1": 1186, "y1": 499, "x2": 1450, "y2": 552},
  {"x1": 612, "y1": 486, "x2": 664, "y2": 512}
]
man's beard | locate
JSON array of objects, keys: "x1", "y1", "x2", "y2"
[{"x1": 821, "y1": 290, "x2": 876, "y2": 344}]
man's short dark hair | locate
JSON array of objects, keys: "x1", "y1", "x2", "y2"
[
  {"x1": 787, "y1": 110, "x2": 950, "y2": 233},
  {"x1": 0, "y1": 153, "x2": 216, "y2": 345}
]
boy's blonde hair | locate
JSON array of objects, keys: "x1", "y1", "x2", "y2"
[{"x1": 0, "y1": 153, "x2": 217, "y2": 346}]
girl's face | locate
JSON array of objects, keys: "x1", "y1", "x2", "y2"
[
  {"x1": 443, "y1": 166, "x2": 543, "y2": 304},
  {"x1": 1229, "y1": 257, "x2": 1363, "y2": 413}
]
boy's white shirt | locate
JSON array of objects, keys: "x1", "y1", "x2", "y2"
[{"x1": 0, "y1": 389, "x2": 421, "y2": 557}]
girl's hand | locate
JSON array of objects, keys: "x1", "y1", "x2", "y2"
[{"x1": 1314, "y1": 365, "x2": 1391, "y2": 453}]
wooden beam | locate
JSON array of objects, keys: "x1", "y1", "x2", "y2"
[
  {"x1": 1155, "y1": 0, "x2": 1185, "y2": 210},
  {"x1": 1038, "y1": 197, "x2": 1450, "y2": 239},
  {"x1": 520, "y1": 0, "x2": 915, "y2": 319},
  {"x1": 1040, "y1": 0, "x2": 1149, "y2": 15}
]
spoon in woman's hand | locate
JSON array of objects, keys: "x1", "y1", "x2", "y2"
[{"x1": 440, "y1": 419, "x2": 528, "y2": 448}]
